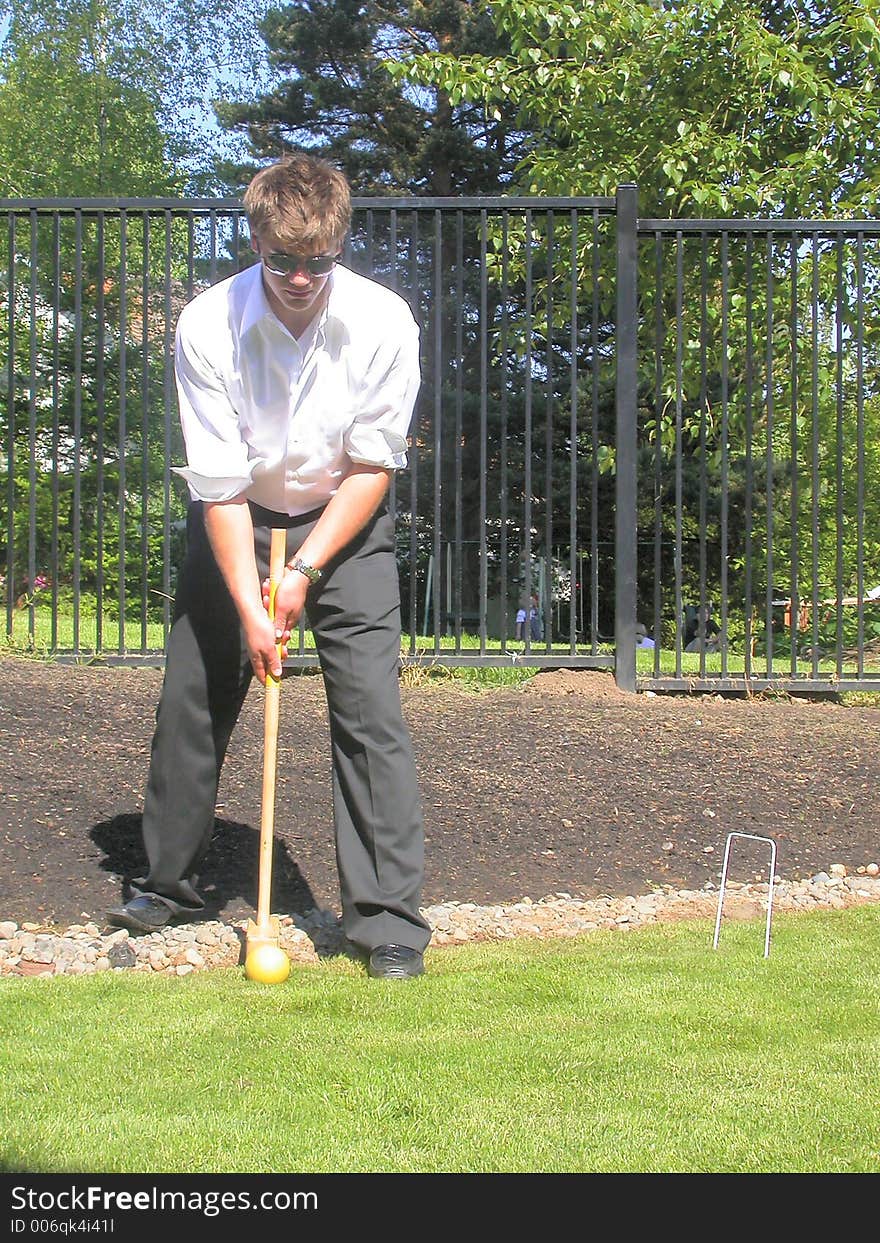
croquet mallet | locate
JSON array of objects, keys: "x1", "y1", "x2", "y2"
[{"x1": 245, "y1": 527, "x2": 290, "y2": 979}]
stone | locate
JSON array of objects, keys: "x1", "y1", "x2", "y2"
[
  {"x1": 17, "y1": 960, "x2": 55, "y2": 976},
  {"x1": 107, "y1": 942, "x2": 137, "y2": 969},
  {"x1": 4, "y1": 868, "x2": 880, "y2": 977}
]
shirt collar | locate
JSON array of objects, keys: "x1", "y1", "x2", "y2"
[
  {"x1": 240, "y1": 260, "x2": 338, "y2": 347},
  {"x1": 240, "y1": 261, "x2": 273, "y2": 339}
]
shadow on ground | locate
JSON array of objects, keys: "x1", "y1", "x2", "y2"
[{"x1": 90, "y1": 814, "x2": 320, "y2": 925}]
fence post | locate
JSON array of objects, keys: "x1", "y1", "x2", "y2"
[{"x1": 615, "y1": 183, "x2": 639, "y2": 692}]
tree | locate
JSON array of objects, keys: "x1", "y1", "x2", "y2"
[
  {"x1": 0, "y1": 0, "x2": 276, "y2": 196},
  {"x1": 395, "y1": 0, "x2": 880, "y2": 216},
  {"x1": 213, "y1": 0, "x2": 526, "y2": 195},
  {"x1": 0, "y1": 1, "x2": 180, "y2": 196},
  {"x1": 391, "y1": 0, "x2": 880, "y2": 638},
  {"x1": 0, "y1": 2, "x2": 278, "y2": 632}
]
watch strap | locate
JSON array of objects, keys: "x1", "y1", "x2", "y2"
[{"x1": 287, "y1": 557, "x2": 323, "y2": 585}]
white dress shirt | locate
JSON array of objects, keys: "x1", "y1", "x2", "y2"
[{"x1": 172, "y1": 261, "x2": 421, "y2": 516}]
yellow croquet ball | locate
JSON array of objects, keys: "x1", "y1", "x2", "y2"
[{"x1": 245, "y1": 944, "x2": 291, "y2": 984}]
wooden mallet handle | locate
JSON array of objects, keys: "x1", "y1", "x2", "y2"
[{"x1": 255, "y1": 527, "x2": 287, "y2": 932}]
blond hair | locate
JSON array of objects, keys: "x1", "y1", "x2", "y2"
[{"x1": 243, "y1": 154, "x2": 352, "y2": 252}]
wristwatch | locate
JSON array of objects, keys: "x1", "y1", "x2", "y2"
[{"x1": 286, "y1": 557, "x2": 323, "y2": 585}]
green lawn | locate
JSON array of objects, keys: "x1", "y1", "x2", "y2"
[
  {"x1": 4, "y1": 603, "x2": 170, "y2": 656},
  {"x1": 2, "y1": 908, "x2": 878, "y2": 1174},
  {"x1": 4, "y1": 604, "x2": 878, "y2": 688}
]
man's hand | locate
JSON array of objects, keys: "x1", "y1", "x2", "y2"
[
  {"x1": 202, "y1": 497, "x2": 291, "y2": 686},
  {"x1": 242, "y1": 607, "x2": 285, "y2": 686},
  {"x1": 261, "y1": 568, "x2": 308, "y2": 653}
]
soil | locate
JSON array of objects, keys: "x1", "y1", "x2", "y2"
[{"x1": 1, "y1": 655, "x2": 878, "y2": 932}]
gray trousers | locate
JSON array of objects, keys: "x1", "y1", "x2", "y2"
[{"x1": 135, "y1": 499, "x2": 430, "y2": 953}]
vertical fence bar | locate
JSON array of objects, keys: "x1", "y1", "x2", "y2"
[
  {"x1": 186, "y1": 216, "x2": 195, "y2": 297},
  {"x1": 479, "y1": 209, "x2": 488, "y2": 656},
  {"x1": 118, "y1": 211, "x2": 128, "y2": 653},
  {"x1": 835, "y1": 235, "x2": 845, "y2": 676},
  {"x1": 208, "y1": 211, "x2": 218, "y2": 286},
  {"x1": 744, "y1": 234, "x2": 755, "y2": 681},
  {"x1": 50, "y1": 215, "x2": 61, "y2": 650},
  {"x1": 4, "y1": 213, "x2": 14, "y2": 640},
  {"x1": 544, "y1": 210, "x2": 555, "y2": 651},
  {"x1": 673, "y1": 230, "x2": 684, "y2": 678},
  {"x1": 388, "y1": 208, "x2": 398, "y2": 290},
  {"x1": 432, "y1": 210, "x2": 442, "y2": 650},
  {"x1": 453, "y1": 210, "x2": 463, "y2": 649},
  {"x1": 365, "y1": 208, "x2": 374, "y2": 275},
  {"x1": 388, "y1": 209, "x2": 398, "y2": 521},
  {"x1": 231, "y1": 213, "x2": 241, "y2": 278},
  {"x1": 720, "y1": 230, "x2": 730, "y2": 678},
  {"x1": 698, "y1": 232, "x2": 709, "y2": 678},
  {"x1": 810, "y1": 233, "x2": 821, "y2": 678},
  {"x1": 568, "y1": 210, "x2": 578, "y2": 653},
  {"x1": 856, "y1": 233, "x2": 865, "y2": 676},
  {"x1": 163, "y1": 211, "x2": 173, "y2": 637},
  {"x1": 652, "y1": 231, "x2": 663, "y2": 675},
  {"x1": 590, "y1": 211, "x2": 600, "y2": 651},
  {"x1": 614, "y1": 184, "x2": 638, "y2": 691},
  {"x1": 95, "y1": 213, "x2": 106, "y2": 653},
  {"x1": 407, "y1": 212, "x2": 419, "y2": 651},
  {"x1": 523, "y1": 211, "x2": 534, "y2": 654},
  {"x1": 26, "y1": 210, "x2": 37, "y2": 643},
  {"x1": 138, "y1": 212, "x2": 151, "y2": 651},
  {"x1": 765, "y1": 232, "x2": 775, "y2": 677},
  {"x1": 72, "y1": 211, "x2": 83, "y2": 653},
  {"x1": 499, "y1": 211, "x2": 510, "y2": 651},
  {"x1": 789, "y1": 234, "x2": 799, "y2": 678}
]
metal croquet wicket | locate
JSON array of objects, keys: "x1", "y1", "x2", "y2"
[{"x1": 712, "y1": 832, "x2": 778, "y2": 958}]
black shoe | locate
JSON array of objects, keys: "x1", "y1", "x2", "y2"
[
  {"x1": 367, "y1": 944, "x2": 425, "y2": 980},
  {"x1": 105, "y1": 894, "x2": 179, "y2": 934}
]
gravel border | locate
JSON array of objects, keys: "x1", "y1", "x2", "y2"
[{"x1": 1, "y1": 866, "x2": 878, "y2": 978}]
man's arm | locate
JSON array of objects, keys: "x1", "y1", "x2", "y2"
[
  {"x1": 203, "y1": 497, "x2": 281, "y2": 685},
  {"x1": 265, "y1": 463, "x2": 392, "y2": 645}
]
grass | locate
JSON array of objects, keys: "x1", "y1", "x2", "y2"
[
  {"x1": 5, "y1": 605, "x2": 879, "y2": 697},
  {"x1": 1, "y1": 908, "x2": 878, "y2": 1174},
  {"x1": 4, "y1": 601, "x2": 169, "y2": 657}
]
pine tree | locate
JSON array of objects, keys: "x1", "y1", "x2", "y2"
[{"x1": 213, "y1": 0, "x2": 524, "y2": 195}]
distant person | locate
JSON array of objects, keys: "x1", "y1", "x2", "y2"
[
  {"x1": 636, "y1": 622, "x2": 655, "y2": 649},
  {"x1": 515, "y1": 592, "x2": 543, "y2": 643},
  {"x1": 684, "y1": 604, "x2": 722, "y2": 653}
]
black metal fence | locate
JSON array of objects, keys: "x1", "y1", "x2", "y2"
[
  {"x1": 2, "y1": 189, "x2": 878, "y2": 692},
  {"x1": 629, "y1": 196, "x2": 880, "y2": 692}
]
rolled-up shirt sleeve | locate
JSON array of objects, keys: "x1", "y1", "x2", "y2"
[
  {"x1": 171, "y1": 315, "x2": 261, "y2": 501},
  {"x1": 344, "y1": 318, "x2": 421, "y2": 470}
]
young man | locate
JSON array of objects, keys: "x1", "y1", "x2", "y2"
[{"x1": 107, "y1": 154, "x2": 431, "y2": 979}]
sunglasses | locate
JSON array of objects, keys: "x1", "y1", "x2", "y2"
[{"x1": 261, "y1": 250, "x2": 340, "y2": 277}]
